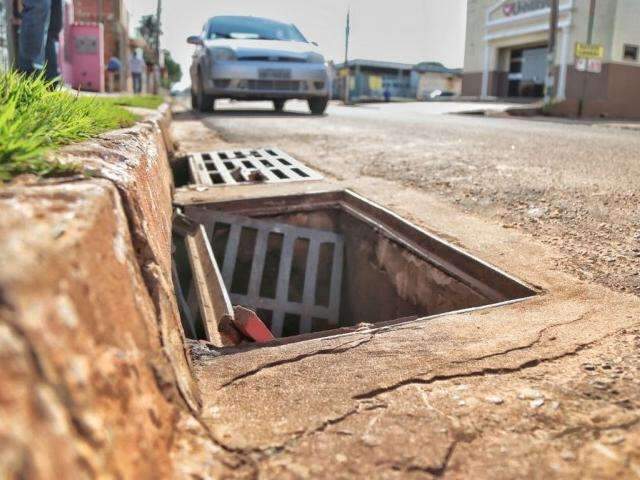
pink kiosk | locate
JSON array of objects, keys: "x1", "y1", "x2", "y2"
[
  {"x1": 68, "y1": 23, "x2": 104, "y2": 92},
  {"x1": 58, "y1": 1, "x2": 105, "y2": 92}
]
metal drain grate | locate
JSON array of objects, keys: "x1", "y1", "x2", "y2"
[
  {"x1": 188, "y1": 148, "x2": 323, "y2": 187},
  {"x1": 187, "y1": 210, "x2": 344, "y2": 337}
]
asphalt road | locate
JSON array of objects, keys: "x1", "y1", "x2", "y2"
[{"x1": 185, "y1": 99, "x2": 640, "y2": 296}]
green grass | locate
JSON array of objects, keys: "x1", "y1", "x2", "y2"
[
  {"x1": 0, "y1": 71, "x2": 138, "y2": 181},
  {"x1": 105, "y1": 95, "x2": 165, "y2": 110}
]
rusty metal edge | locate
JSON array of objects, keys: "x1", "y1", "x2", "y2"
[{"x1": 179, "y1": 188, "x2": 537, "y2": 303}]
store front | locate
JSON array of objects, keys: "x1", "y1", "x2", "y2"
[
  {"x1": 506, "y1": 44, "x2": 548, "y2": 97},
  {"x1": 462, "y1": 0, "x2": 640, "y2": 118},
  {"x1": 461, "y1": 0, "x2": 574, "y2": 101},
  {"x1": 480, "y1": 1, "x2": 573, "y2": 100}
]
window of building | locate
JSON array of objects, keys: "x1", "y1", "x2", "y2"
[{"x1": 623, "y1": 44, "x2": 638, "y2": 61}]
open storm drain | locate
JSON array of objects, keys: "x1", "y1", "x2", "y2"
[
  {"x1": 188, "y1": 148, "x2": 323, "y2": 187},
  {"x1": 172, "y1": 190, "x2": 536, "y2": 349}
]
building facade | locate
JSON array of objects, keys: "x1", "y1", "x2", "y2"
[
  {"x1": 333, "y1": 60, "x2": 462, "y2": 101},
  {"x1": 73, "y1": 0, "x2": 130, "y2": 91},
  {"x1": 334, "y1": 59, "x2": 415, "y2": 101},
  {"x1": 414, "y1": 62, "x2": 463, "y2": 99},
  {"x1": 462, "y1": 0, "x2": 640, "y2": 118}
]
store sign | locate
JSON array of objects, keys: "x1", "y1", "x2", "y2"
[
  {"x1": 369, "y1": 76, "x2": 383, "y2": 91},
  {"x1": 576, "y1": 58, "x2": 602, "y2": 74},
  {"x1": 575, "y1": 43, "x2": 604, "y2": 60},
  {"x1": 502, "y1": 0, "x2": 551, "y2": 17}
]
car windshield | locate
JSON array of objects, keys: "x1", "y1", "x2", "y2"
[
  {"x1": 207, "y1": 17, "x2": 307, "y2": 42},
  {"x1": 207, "y1": 16, "x2": 307, "y2": 42}
]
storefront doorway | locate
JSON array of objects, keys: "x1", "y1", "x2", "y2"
[{"x1": 507, "y1": 45, "x2": 547, "y2": 98}]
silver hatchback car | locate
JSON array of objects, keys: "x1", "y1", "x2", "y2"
[{"x1": 188, "y1": 16, "x2": 331, "y2": 115}]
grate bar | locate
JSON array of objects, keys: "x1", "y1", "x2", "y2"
[
  {"x1": 300, "y1": 239, "x2": 321, "y2": 334},
  {"x1": 328, "y1": 237, "x2": 345, "y2": 326},
  {"x1": 272, "y1": 234, "x2": 295, "y2": 337},
  {"x1": 228, "y1": 295, "x2": 334, "y2": 319},
  {"x1": 247, "y1": 229, "x2": 269, "y2": 299},
  {"x1": 189, "y1": 154, "x2": 212, "y2": 186},
  {"x1": 186, "y1": 209, "x2": 344, "y2": 337},
  {"x1": 221, "y1": 224, "x2": 242, "y2": 286}
]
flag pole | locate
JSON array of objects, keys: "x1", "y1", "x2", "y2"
[{"x1": 344, "y1": 8, "x2": 350, "y2": 105}]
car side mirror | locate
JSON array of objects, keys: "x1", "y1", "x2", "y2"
[{"x1": 187, "y1": 35, "x2": 204, "y2": 46}]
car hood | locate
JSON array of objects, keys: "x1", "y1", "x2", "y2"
[{"x1": 204, "y1": 38, "x2": 323, "y2": 60}]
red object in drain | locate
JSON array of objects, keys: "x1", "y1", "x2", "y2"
[{"x1": 232, "y1": 306, "x2": 276, "y2": 343}]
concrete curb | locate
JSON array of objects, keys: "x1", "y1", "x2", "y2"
[{"x1": 0, "y1": 103, "x2": 241, "y2": 478}]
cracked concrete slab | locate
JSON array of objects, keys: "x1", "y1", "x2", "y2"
[{"x1": 175, "y1": 111, "x2": 640, "y2": 478}]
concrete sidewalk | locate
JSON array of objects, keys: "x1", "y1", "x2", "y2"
[{"x1": 172, "y1": 112, "x2": 640, "y2": 479}]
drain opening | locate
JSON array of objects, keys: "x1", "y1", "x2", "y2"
[
  {"x1": 198, "y1": 211, "x2": 343, "y2": 337},
  {"x1": 173, "y1": 190, "x2": 536, "y2": 346}
]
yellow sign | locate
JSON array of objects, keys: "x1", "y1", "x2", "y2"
[
  {"x1": 575, "y1": 43, "x2": 604, "y2": 60},
  {"x1": 339, "y1": 68, "x2": 349, "y2": 78},
  {"x1": 369, "y1": 76, "x2": 382, "y2": 90}
]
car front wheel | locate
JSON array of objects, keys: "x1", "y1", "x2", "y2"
[
  {"x1": 273, "y1": 99, "x2": 286, "y2": 112},
  {"x1": 308, "y1": 97, "x2": 328, "y2": 115},
  {"x1": 196, "y1": 74, "x2": 215, "y2": 113}
]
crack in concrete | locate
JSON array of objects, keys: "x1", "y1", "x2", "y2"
[
  {"x1": 450, "y1": 313, "x2": 589, "y2": 366},
  {"x1": 220, "y1": 334, "x2": 376, "y2": 388},
  {"x1": 554, "y1": 416, "x2": 640, "y2": 439},
  {"x1": 352, "y1": 325, "x2": 633, "y2": 401},
  {"x1": 383, "y1": 440, "x2": 458, "y2": 477},
  {"x1": 204, "y1": 402, "x2": 388, "y2": 465},
  {"x1": 187, "y1": 411, "x2": 261, "y2": 479}
]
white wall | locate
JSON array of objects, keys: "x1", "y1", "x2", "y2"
[{"x1": 611, "y1": 0, "x2": 640, "y2": 63}]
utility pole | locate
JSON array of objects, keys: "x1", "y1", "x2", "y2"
[
  {"x1": 6, "y1": 0, "x2": 16, "y2": 68},
  {"x1": 343, "y1": 8, "x2": 350, "y2": 105},
  {"x1": 155, "y1": 0, "x2": 162, "y2": 63},
  {"x1": 154, "y1": 0, "x2": 162, "y2": 94},
  {"x1": 544, "y1": 0, "x2": 560, "y2": 104},
  {"x1": 578, "y1": 0, "x2": 597, "y2": 117}
]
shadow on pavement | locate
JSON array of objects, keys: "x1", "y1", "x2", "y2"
[{"x1": 173, "y1": 109, "x2": 316, "y2": 120}]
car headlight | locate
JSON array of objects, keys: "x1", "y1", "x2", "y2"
[
  {"x1": 306, "y1": 52, "x2": 325, "y2": 64},
  {"x1": 209, "y1": 47, "x2": 236, "y2": 62}
]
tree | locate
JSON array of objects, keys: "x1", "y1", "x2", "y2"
[
  {"x1": 162, "y1": 49, "x2": 182, "y2": 88},
  {"x1": 137, "y1": 15, "x2": 161, "y2": 64}
]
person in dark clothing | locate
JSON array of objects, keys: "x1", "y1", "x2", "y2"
[
  {"x1": 17, "y1": 0, "x2": 63, "y2": 81},
  {"x1": 45, "y1": 0, "x2": 62, "y2": 80}
]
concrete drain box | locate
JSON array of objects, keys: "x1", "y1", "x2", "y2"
[{"x1": 174, "y1": 190, "x2": 535, "y2": 343}]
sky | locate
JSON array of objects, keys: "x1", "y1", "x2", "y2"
[{"x1": 128, "y1": 0, "x2": 467, "y2": 88}]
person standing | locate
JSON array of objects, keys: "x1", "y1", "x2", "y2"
[
  {"x1": 383, "y1": 86, "x2": 391, "y2": 102},
  {"x1": 17, "y1": 0, "x2": 62, "y2": 81},
  {"x1": 106, "y1": 56, "x2": 121, "y2": 92},
  {"x1": 129, "y1": 51, "x2": 144, "y2": 94}
]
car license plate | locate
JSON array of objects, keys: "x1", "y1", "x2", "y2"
[{"x1": 258, "y1": 69, "x2": 292, "y2": 80}]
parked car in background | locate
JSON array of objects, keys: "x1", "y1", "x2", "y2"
[
  {"x1": 188, "y1": 16, "x2": 330, "y2": 115},
  {"x1": 429, "y1": 90, "x2": 456, "y2": 100}
]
